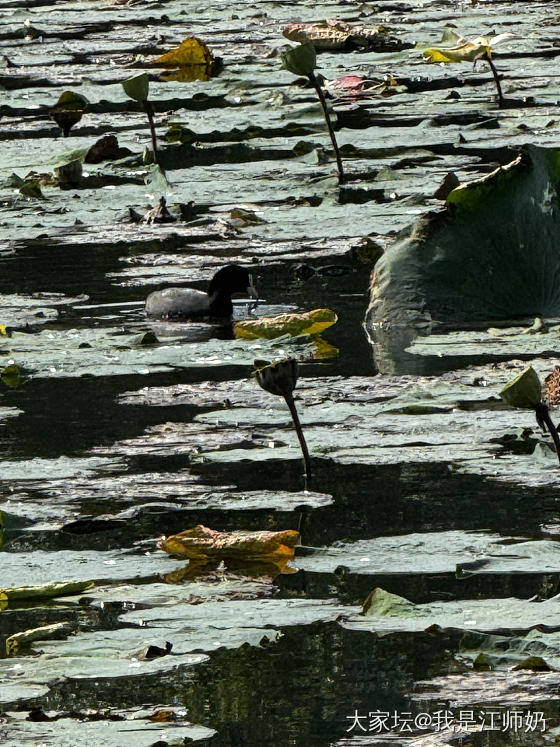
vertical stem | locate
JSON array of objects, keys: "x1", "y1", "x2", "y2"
[
  {"x1": 535, "y1": 403, "x2": 560, "y2": 464},
  {"x1": 483, "y1": 52, "x2": 504, "y2": 107},
  {"x1": 143, "y1": 100, "x2": 159, "y2": 165},
  {"x1": 308, "y1": 71, "x2": 345, "y2": 184},
  {"x1": 284, "y1": 392, "x2": 312, "y2": 488}
]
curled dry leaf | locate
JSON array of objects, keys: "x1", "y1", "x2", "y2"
[
  {"x1": 158, "y1": 524, "x2": 300, "y2": 561},
  {"x1": 423, "y1": 30, "x2": 517, "y2": 64},
  {"x1": 235, "y1": 308, "x2": 337, "y2": 340},
  {"x1": 543, "y1": 366, "x2": 560, "y2": 407},
  {"x1": 152, "y1": 37, "x2": 215, "y2": 82}
]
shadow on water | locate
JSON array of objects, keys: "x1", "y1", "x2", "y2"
[{"x1": 36, "y1": 622, "x2": 456, "y2": 747}]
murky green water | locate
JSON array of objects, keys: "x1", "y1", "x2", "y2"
[{"x1": 2, "y1": 0, "x2": 560, "y2": 745}]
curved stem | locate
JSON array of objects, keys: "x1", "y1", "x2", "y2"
[
  {"x1": 535, "y1": 402, "x2": 560, "y2": 464},
  {"x1": 483, "y1": 52, "x2": 504, "y2": 107},
  {"x1": 308, "y1": 71, "x2": 345, "y2": 184},
  {"x1": 284, "y1": 392, "x2": 312, "y2": 488}
]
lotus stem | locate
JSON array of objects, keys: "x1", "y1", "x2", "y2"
[
  {"x1": 308, "y1": 71, "x2": 345, "y2": 184},
  {"x1": 483, "y1": 52, "x2": 504, "y2": 107},
  {"x1": 143, "y1": 100, "x2": 160, "y2": 165},
  {"x1": 284, "y1": 391, "x2": 312, "y2": 488},
  {"x1": 535, "y1": 402, "x2": 560, "y2": 464}
]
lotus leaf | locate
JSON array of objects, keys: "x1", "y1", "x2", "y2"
[
  {"x1": 158, "y1": 524, "x2": 300, "y2": 561},
  {"x1": 152, "y1": 37, "x2": 214, "y2": 67},
  {"x1": 6, "y1": 622, "x2": 73, "y2": 656},
  {"x1": 361, "y1": 588, "x2": 416, "y2": 616},
  {"x1": 122, "y1": 73, "x2": 150, "y2": 103},
  {"x1": 152, "y1": 37, "x2": 215, "y2": 81},
  {"x1": 281, "y1": 42, "x2": 317, "y2": 77},
  {"x1": 500, "y1": 367, "x2": 542, "y2": 409},
  {"x1": 235, "y1": 308, "x2": 337, "y2": 340},
  {"x1": 423, "y1": 30, "x2": 516, "y2": 64}
]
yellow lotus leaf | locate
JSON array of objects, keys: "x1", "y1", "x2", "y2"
[
  {"x1": 235, "y1": 308, "x2": 337, "y2": 340},
  {"x1": 423, "y1": 36, "x2": 490, "y2": 64},
  {"x1": 423, "y1": 31, "x2": 516, "y2": 65},
  {"x1": 151, "y1": 37, "x2": 214, "y2": 67},
  {"x1": 158, "y1": 524, "x2": 301, "y2": 561},
  {"x1": 0, "y1": 580, "x2": 93, "y2": 601},
  {"x1": 160, "y1": 65, "x2": 212, "y2": 83},
  {"x1": 6, "y1": 622, "x2": 72, "y2": 656}
]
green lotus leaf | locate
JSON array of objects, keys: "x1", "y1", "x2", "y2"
[
  {"x1": 122, "y1": 72, "x2": 150, "y2": 103},
  {"x1": 500, "y1": 366, "x2": 542, "y2": 409},
  {"x1": 53, "y1": 91, "x2": 88, "y2": 112},
  {"x1": 281, "y1": 42, "x2": 316, "y2": 77}
]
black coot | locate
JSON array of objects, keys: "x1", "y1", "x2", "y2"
[{"x1": 145, "y1": 264, "x2": 257, "y2": 320}]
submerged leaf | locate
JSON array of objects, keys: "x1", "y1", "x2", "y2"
[
  {"x1": 158, "y1": 524, "x2": 300, "y2": 560},
  {"x1": 160, "y1": 65, "x2": 213, "y2": 83},
  {"x1": 500, "y1": 367, "x2": 542, "y2": 409},
  {"x1": 281, "y1": 42, "x2": 317, "y2": 76},
  {"x1": 235, "y1": 308, "x2": 337, "y2": 340}
]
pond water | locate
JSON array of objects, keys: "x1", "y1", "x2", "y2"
[{"x1": 2, "y1": 0, "x2": 560, "y2": 745}]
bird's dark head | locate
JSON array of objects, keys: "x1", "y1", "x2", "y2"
[{"x1": 208, "y1": 264, "x2": 257, "y2": 299}]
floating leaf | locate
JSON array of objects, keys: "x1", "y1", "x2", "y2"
[
  {"x1": 235, "y1": 308, "x2": 337, "y2": 340},
  {"x1": 152, "y1": 37, "x2": 214, "y2": 67},
  {"x1": 0, "y1": 580, "x2": 93, "y2": 601},
  {"x1": 158, "y1": 524, "x2": 300, "y2": 561},
  {"x1": 281, "y1": 42, "x2": 317, "y2": 76},
  {"x1": 19, "y1": 180, "x2": 43, "y2": 199},
  {"x1": 0, "y1": 324, "x2": 7, "y2": 336},
  {"x1": 6, "y1": 622, "x2": 73, "y2": 657},
  {"x1": 512, "y1": 656, "x2": 553, "y2": 672},
  {"x1": 500, "y1": 367, "x2": 542, "y2": 409},
  {"x1": 122, "y1": 72, "x2": 150, "y2": 103},
  {"x1": 1, "y1": 364, "x2": 22, "y2": 388}
]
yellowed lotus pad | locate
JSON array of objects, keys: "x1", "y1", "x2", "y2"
[
  {"x1": 158, "y1": 524, "x2": 301, "y2": 560},
  {"x1": 235, "y1": 308, "x2": 337, "y2": 340},
  {"x1": 151, "y1": 37, "x2": 214, "y2": 67}
]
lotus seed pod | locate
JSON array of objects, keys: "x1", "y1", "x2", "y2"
[
  {"x1": 254, "y1": 358, "x2": 298, "y2": 397},
  {"x1": 500, "y1": 366, "x2": 542, "y2": 409}
]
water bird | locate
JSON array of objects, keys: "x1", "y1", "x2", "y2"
[{"x1": 145, "y1": 264, "x2": 257, "y2": 321}]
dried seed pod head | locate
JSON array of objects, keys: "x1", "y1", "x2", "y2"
[
  {"x1": 254, "y1": 358, "x2": 298, "y2": 397},
  {"x1": 500, "y1": 366, "x2": 542, "y2": 409},
  {"x1": 543, "y1": 366, "x2": 560, "y2": 407}
]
